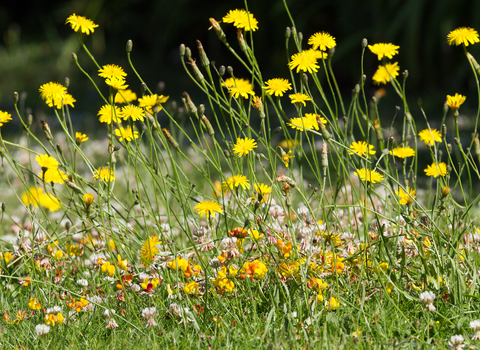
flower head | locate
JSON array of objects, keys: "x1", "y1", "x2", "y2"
[
  {"x1": 223, "y1": 77, "x2": 255, "y2": 99},
  {"x1": 114, "y1": 89, "x2": 137, "y2": 103},
  {"x1": 34, "y1": 324, "x2": 51, "y2": 336},
  {"x1": 99, "y1": 64, "x2": 126, "y2": 80},
  {"x1": 287, "y1": 113, "x2": 326, "y2": 131},
  {"x1": 35, "y1": 154, "x2": 59, "y2": 170},
  {"x1": 446, "y1": 93, "x2": 466, "y2": 112},
  {"x1": 308, "y1": 32, "x2": 336, "y2": 51},
  {"x1": 65, "y1": 14, "x2": 98, "y2": 35},
  {"x1": 348, "y1": 141, "x2": 375, "y2": 158},
  {"x1": 396, "y1": 187, "x2": 416, "y2": 205},
  {"x1": 115, "y1": 125, "x2": 139, "y2": 142},
  {"x1": 368, "y1": 43, "x2": 400, "y2": 60},
  {"x1": 254, "y1": 183, "x2": 272, "y2": 203},
  {"x1": 447, "y1": 335, "x2": 464, "y2": 350},
  {"x1": 372, "y1": 62, "x2": 400, "y2": 85},
  {"x1": 418, "y1": 128, "x2": 442, "y2": 146},
  {"x1": 424, "y1": 162, "x2": 447, "y2": 178},
  {"x1": 223, "y1": 9, "x2": 258, "y2": 31},
  {"x1": 22, "y1": 187, "x2": 61, "y2": 212},
  {"x1": 288, "y1": 50, "x2": 320, "y2": 73},
  {"x1": 0, "y1": 111, "x2": 12, "y2": 127},
  {"x1": 140, "y1": 236, "x2": 161, "y2": 267},
  {"x1": 354, "y1": 168, "x2": 384, "y2": 184},
  {"x1": 233, "y1": 137, "x2": 257, "y2": 157},
  {"x1": 94, "y1": 166, "x2": 116, "y2": 182},
  {"x1": 39, "y1": 82, "x2": 67, "y2": 107},
  {"x1": 447, "y1": 27, "x2": 479, "y2": 46},
  {"x1": 98, "y1": 105, "x2": 121, "y2": 124},
  {"x1": 262, "y1": 78, "x2": 292, "y2": 97},
  {"x1": 289, "y1": 93, "x2": 312, "y2": 106},
  {"x1": 120, "y1": 105, "x2": 145, "y2": 122},
  {"x1": 42, "y1": 168, "x2": 68, "y2": 184},
  {"x1": 83, "y1": 193, "x2": 94, "y2": 206},
  {"x1": 470, "y1": 320, "x2": 480, "y2": 340},
  {"x1": 390, "y1": 146, "x2": 415, "y2": 158},
  {"x1": 75, "y1": 132, "x2": 88, "y2": 144},
  {"x1": 222, "y1": 174, "x2": 250, "y2": 190},
  {"x1": 282, "y1": 150, "x2": 295, "y2": 167},
  {"x1": 105, "y1": 77, "x2": 128, "y2": 90},
  {"x1": 194, "y1": 200, "x2": 223, "y2": 218}
]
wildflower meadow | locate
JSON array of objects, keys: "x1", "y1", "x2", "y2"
[{"x1": 2, "y1": 2, "x2": 480, "y2": 349}]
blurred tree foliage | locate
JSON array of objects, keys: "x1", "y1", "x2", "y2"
[{"x1": 1, "y1": 0, "x2": 479, "y2": 133}]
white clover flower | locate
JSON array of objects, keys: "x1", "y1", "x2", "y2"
[
  {"x1": 470, "y1": 320, "x2": 480, "y2": 340},
  {"x1": 46, "y1": 306, "x2": 62, "y2": 314},
  {"x1": 448, "y1": 334, "x2": 464, "y2": 350},
  {"x1": 141, "y1": 307, "x2": 158, "y2": 327},
  {"x1": 34, "y1": 324, "x2": 51, "y2": 336},
  {"x1": 208, "y1": 258, "x2": 221, "y2": 268},
  {"x1": 131, "y1": 283, "x2": 141, "y2": 292},
  {"x1": 297, "y1": 206, "x2": 309, "y2": 219},
  {"x1": 103, "y1": 309, "x2": 116, "y2": 318},
  {"x1": 419, "y1": 291, "x2": 436, "y2": 311},
  {"x1": 77, "y1": 279, "x2": 88, "y2": 287}
]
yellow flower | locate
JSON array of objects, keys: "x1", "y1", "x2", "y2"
[
  {"x1": 424, "y1": 162, "x2": 447, "y2": 178},
  {"x1": 282, "y1": 150, "x2": 295, "y2": 167},
  {"x1": 254, "y1": 183, "x2": 271, "y2": 203},
  {"x1": 45, "y1": 312, "x2": 64, "y2": 326},
  {"x1": 3, "y1": 252, "x2": 12, "y2": 263},
  {"x1": 386, "y1": 282, "x2": 394, "y2": 294},
  {"x1": 140, "y1": 236, "x2": 161, "y2": 267},
  {"x1": 446, "y1": 93, "x2": 466, "y2": 112},
  {"x1": 241, "y1": 260, "x2": 268, "y2": 280},
  {"x1": 223, "y1": 77, "x2": 255, "y2": 99},
  {"x1": 0, "y1": 111, "x2": 12, "y2": 127},
  {"x1": 105, "y1": 77, "x2": 128, "y2": 90},
  {"x1": 41, "y1": 168, "x2": 68, "y2": 184},
  {"x1": 325, "y1": 296, "x2": 339, "y2": 311},
  {"x1": 138, "y1": 94, "x2": 169, "y2": 113},
  {"x1": 368, "y1": 43, "x2": 400, "y2": 60},
  {"x1": 35, "y1": 154, "x2": 59, "y2": 170},
  {"x1": 167, "y1": 257, "x2": 189, "y2": 271},
  {"x1": 308, "y1": 32, "x2": 336, "y2": 51},
  {"x1": 262, "y1": 78, "x2": 292, "y2": 97},
  {"x1": 120, "y1": 105, "x2": 145, "y2": 122},
  {"x1": 354, "y1": 168, "x2": 384, "y2": 184},
  {"x1": 287, "y1": 113, "x2": 326, "y2": 131},
  {"x1": 390, "y1": 146, "x2": 415, "y2": 158},
  {"x1": 98, "y1": 64, "x2": 127, "y2": 79},
  {"x1": 233, "y1": 137, "x2": 257, "y2": 157},
  {"x1": 28, "y1": 297, "x2": 41, "y2": 311},
  {"x1": 223, "y1": 9, "x2": 258, "y2": 31},
  {"x1": 98, "y1": 105, "x2": 121, "y2": 124},
  {"x1": 418, "y1": 128, "x2": 442, "y2": 146},
  {"x1": 348, "y1": 141, "x2": 375, "y2": 158},
  {"x1": 75, "y1": 132, "x2": 88, "y2": 144},
  {"x1": 194, "y1": 200, "x2": 223, "y2": 218},
  {"x1": 184, "y1": 281, "x2": 199, "y2": 295},
  {"x1": 65, "y1": 14, "x2": 98, "y2": 35},
  {"x1": 222, "y1": 174, "x2": 250, "y2": 190},
  {"x1": 114, "y1": 89, "x2": 137, "y2": 103},
  {"x1": 289, "y1": 93, "x2": 312, "y2": 106},
  {"x1": 101, "y1": 262, "x2": 115, "y2": 276},
  {"x1": 22, "y1": 187, "x2": 61, "y2": 212},
  {"x1": 53, "y1": 93, "x2": 76, "y2": 109},
  {"x1": 396, "y1": 187, "x2": 416, "y2": 205},
  {"x1": 115, "y1": 125, "x2": 139, "y2": 142},
  {"x1": 447, "y1": 27, "x2": 480, "y2": 46},
  {"x1": 248, "y1": 229, "x2": 264, "y2": 240},
  {"x1": 372, "y1": 62, "x2": 400, "y2": 85},
  {"x1": 39, "y1": 82, "x2": 67, "y2": 107},
  {"x1": 116, "y1": 254, "x2": 128, "y2": 271},
  {"x1": 288, "y1": 50, "x2": 320, "y2": 73},
  {"x1": 94, "y1": 166, "x2": 116, "y2": 182}
]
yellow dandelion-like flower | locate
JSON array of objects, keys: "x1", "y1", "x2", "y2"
[
  {"x1": 282, "y1": 150, "x2": 295, "y2": 167},
  {"x1": 65, "y1": 14, "x2": 98, "y2": 35},
  {"x1": 308, "y1": 32, "x2": 336, "y2": 51},
  {"x1": 39, "y1": 82, "x2": 67, "y2": 107},
  {"x1": 75, "y1": 132, "x2": 88, "y2": 144},
  {"x1": 354, "y1": 168, "x2": 384, "y2": 184},
  {"x1": 447, "y1": 27, "x2": 480, "y2": 46},
  {"x1": 194, "y1": 200, "x2": 223, "y2": 218},
  {"x1": 114, "y1": 89, "x2": 137, "y2": 103},
  {"x1": 52, "y1": 93, "x2": 76, "y2": 109},
  {"x1": 98, "y1": 64, "x2": 127, "y2": 79},
  {"x1": 120, "y1": 105, "x2": 145, "y2": 122},
  {"x1": 41, "y1": 168, "x2": 68, "y2": 184},
  {"x1": 138, "y1": 94, "x2": 169, "y2": 113},
  {"x1": 0, "y1": 111, "x2": 12, "y2": 127},
  {"x1": 115, "y1": 125, "x2": 139, "y2": 142},
  {"x1": 98, "y1": 105, "x2": 121, "y2": 124},
  {"x1": 22, "y1": 187, "x2": 61, "y2": 212},
  {"x1": 445, "y1": 93, "x2": 466, "y2": 112},
  {"x1": 396, "y1": 187, "x2": 416, "y2": 205},
  {"x1": 424, "y1": 162, "x2": 447, "y2": 178},
  {"x1": 368, "y1": 43, "x2": 400, "y2": 60},
  {"x1": 35, "y1": 154, "x2": 59, "y2": 170},
  {"x1": 222, "y1": 174, "x2": 250, "y2": 190},
  {"x1": 262, "y1": 78, "x2": 292, "y2": 97},
  {"x1": 94, "y1": 166, "x2": 116, "y2": 182},
  {"x1": 254, "y1": 183, "x2": 272, "y2": 203},
  {"x1": 105, "y1": 77, "x2": 128, "y2": 90},
  {"x1": 288, "y1": 50, "x2": 320, "y2": 73},
  {"x1": 140, "y1": 236, "x2": 161, "y2": 267},
  {"x1": 372, "y1": 62, "x2": 400, "y2": 85},
  {"x1": 223, "y1": 77, "x2": 255, "y2": 99},
  {"x1": 223, "y1": 9, "x2": 258, "y2": 31},
  {"x1": 83, "y1": 193, "x2": 94, "y2": 206},
  {"x1": 289, "y1": 93, "x2": 312, "y2": 106},
  {"x1": 389, "y1": 146, "x2": 415, "y2": 158},
  {"x1": 287, "y1": 113, "x2": 326, "y2": 131},
  {"x1": 418, "y1": 129, "x2": 442, "y2": 146},
  {"x1": 348, "y1": 141, "x2": 376, "y2": 158},
  {"x1": 233, "y1": 137, "x2": 257, "y2": 157}
]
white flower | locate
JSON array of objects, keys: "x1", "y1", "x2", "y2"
[
  {"x1": 141, "y1": 307, "x2": 158, "y2": 327},
  {"x1": 419, "y1": 291, "x2": 436, "y2": 311},
  {"x1": 209, "y1": 258, "x2": 221, "y2": 268},
  {"x1": 34, "y1": 324, "x2": 50, "y2": 336},
  {"x1": 46, "y1": 306, "x2": 62, "y2": 314},
  {"x1": 448, "y1": 334, "x2": 464, "y2": 350},
  {"x1": 103, "y1": 309, "x2": 116, "y2": 318},
  {"x1": 297, "y1": 206, "x2": 309, "y2": 219},
  {"x1": 470, "y1": 320, "x2": 480, "y2": 340},
  {"x1": 77, "y1": 279, "x2": 88, "y2": 287},
  {"x1": 131, "y1": 283, "x2": 141, "y2": 292},
  {"x1": 106, "y1": 319, "x2": 119, "y2": 329}
]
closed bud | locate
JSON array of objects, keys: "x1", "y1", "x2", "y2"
[
  {"x1": 65, "y1": 77, "x2": 70, "y2": 88},
  {"x1": 328, "y1": 47, "x2": 335, "y2": 58},
  {"x1": 188, "y1": 58, "x2": 205, "y2": 82},
  {"x1": 196, "y1": 40, "x2": 210, "y2": 67},
  {"x1": 162, "y1": 128, "x2": 180, "y2": 151},
  {"x1": 65, "y1": 221, "x2": 71, "y2": 231},
  {"x1": 468, "y1": 52, "x2": 480, "y2": 75},
  {"x1": 319, "y1": 121, "x2": 331, "y2": 141},
  {"x1": 361, "y1": 38, "x2": 368, "y2": 48},
  {"x1": 402, "y1": 70, "x2": 408, "y2": 79},
  {"x1": 182, "y1": 92, "x2": 198, "y2": 115},
  {"x1": 27, "y1": 114, "x2": 33, "y2": 127},
  {"x1": 441, "y1": 186, "x2": 450, "y2": 198},
  {"x1": 442, "y1": 124, "x2": 447, "y2": 139},
  {"x1": 65, "y1": 179, "x2": 83, "y2": 194},
  {"x1": 13, "y1": 92, "x2": 19, "y2": 104},
  {"x1": 71, "y1": 52, "x2": 78, "y2": 62},
  {"x1": 141, "y1": 82, "x2": 148, "y2": 94},
  {"x1": 285, "y1": 27, "x2": 291, "y2": 38},
  {"x1": 1, "y1": 202, "x2": 5, "y2": 211},
  {"x1": 209, "y1": 18, "x2": 226, "y2": 42},
  {"x1": 298, "y1": 32, "x2": 303, "y2": 43},
  {"x1": 454, "y1": 137, "x2": 461, "y2": 147},
  {"x1": 56, "y1": 143, "x2": 64, "y2": 158},
  {"x1": 40, "y1": 120, "x2": 53, "y2": 141},
  {"x1": 224, "y1": 149, "x2": 230, "y2": 158},
  {"x1": 443, "y1": 102, "x2": 449, "y2": 115},
  {"x1": 237, "y1": 30, "x2": 247, "y2": 52},
  {"x1": 227, "y1": 66, "x2": 234, "y2": 76},
  {"x1": 353, "y1": 84, "x2": 360, "y2": 95},
  {"x1": 152, "y1": 161, "x2": 158, "y2": 174},
  {"x1": 321, "y1": 142, "x2": 328, "y2": 168},
  {"x1": 185, "y1": 47, "x2": 191, "y2": 60},
  {"x1": 126, "y1": 39, "x2": 133, "y2": 53},
  {"x1": 201, "y1": 115, "x2": 215, "y2": 137},
  {"x1": 179, "y1": 43, "x2": 185, "y2": 57},
  {"x1": 447, "y1": 143, "x2": 452, "y2": 153},
  {"x1": 219, "y1": 65, "x2": 226, "y2": 77},
  {"x1": 302, "y1": 73, "x2": 308, "y2": 84},
  {"x1": 405, "y1": 112, "x2": 412, "y2": 123},
  {"x1": 197, "y1": 104, "x2": 205, "y2": 119},
  {"x1": 273, "y1": 126, "x2": 282, "y2": 135},
  {"x1": 474, "y1": 135, "x2": 480, "y2": 156}
]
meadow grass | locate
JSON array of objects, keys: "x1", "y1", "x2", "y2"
[{"x1": 1, "y1": 3, "x2": 480, "y2": 349}]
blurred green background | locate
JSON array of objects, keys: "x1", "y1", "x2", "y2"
[{"x1": 1, "y1": 0, "x2": 480, "y2": 137}]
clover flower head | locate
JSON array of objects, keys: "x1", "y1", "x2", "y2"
[{"x1": 419, "y1": 291, "x2": 436, "y2": 311}]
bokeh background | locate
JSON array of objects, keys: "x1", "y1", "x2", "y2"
[{"x1": 1, "y1": 0, "x2": 480, "y2": 137}]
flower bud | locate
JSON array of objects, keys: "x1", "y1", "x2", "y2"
[
  {"x1": 237, "y1": 30, "x2": 247, "y2": 52},
  {"x1": 71, "y1": 52, "x2": 78, "y2": 62},
  {"x1": 13, "y1": 92, "x2": 19, "y2": 104},
  {"x1": 321, "y1": 142, "x2": 328, "y2": 168},
  {"x1": 298, "y1": 32, "x2": 303, "y2": 43},
  {"x1": 188, "y1": 59, "x2": 205, "y2": 83},
  {"x1": 209, "y1": 18, "x2": 226, "y2": 42},
  {"x1": 285, "y1": 27, "x2": 291, "y2": 38},
  {"x1": 442, "y1": 124, "x2": 447, "y2": 139},
  {"x1": 201, "y1": 115, "x2": 215, "y2": 137},
  {"x1": 40, "y1": 120, "x2": 53, "y2": 141},
  {"x1": 27, "y1": 114, "x2": 33, "y2": 127},
  {"x1": 302, "y1": 73, "x2": 308, "y2": 84},
  {"x1": 402, "y1": 70, "x2": 408, "y2": 79},
  {"x1": 141, "y1": 82, "x2": 148, "y2": 94},
  {"x1": 405, "y1": 112, "x2": 412, "y2": 123},
  {"x1": 328, "y1": 47, "x2": 335, "y2": 58},
  {"x1": 185, "y1": 47, "x2": 191, "y2": 60},
  {"x1": 227, "y1": 66, "x2": 234, "y2": 76},
  {"x1": 162, "y1": 128, "x2": 179, "y2": 151},
  {"x1": 196, "y1": 40, "x2": 210, "y2": 67},
  {"x1": 319, "y1": 121, "x2": 331, "y2": 141},
  {"x1": 179, "y1": 43, "x2": 185, "y2": 58},
  {"x1": 273, "y1": 126, "x2": 282, "y2": 135},
  {"x1": 361, "y1": 38, "x2": 368, "y2": 48},
  {"x1": 441, "y1": 186, "x2": 450, "y2": 198},
  {"x1": 468, "y1": 52, "x2": 480, "y2": 76},
  {"x1": 126, "y1": 40, "x2": 133, "y2": 53},
  {"x1": 224, "y1": 149, "x2": 230, "y2": 158}
]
